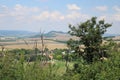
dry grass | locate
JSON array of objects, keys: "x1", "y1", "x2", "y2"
[
  {"x1": 0, "y1": 38, "x2": 67, "y2": 50},
  {"x1": 4, "y1": 43, "x2": 67, "y2": 50}
]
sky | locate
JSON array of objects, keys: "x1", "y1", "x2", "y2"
[{"x1": 0, "y1": 0, "x2": 120, "y2": 34}]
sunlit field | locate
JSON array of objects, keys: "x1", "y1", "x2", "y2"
[
  {"x1": 5, "y1": 43, "x2": 67, "y2": 50},
  {"x1": 0, "y1": 38, "x2": 67, "y2": 50}
]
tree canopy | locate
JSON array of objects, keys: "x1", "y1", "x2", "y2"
[{"x1": 67, "y1": 17, "x2": 112, "y2": 63}]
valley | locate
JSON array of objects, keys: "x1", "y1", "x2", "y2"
[{"x1": 0, "y1": 30, "x2": 120, "y2": 50}]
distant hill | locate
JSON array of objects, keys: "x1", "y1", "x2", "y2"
[
  {"x1": 30, "y1": 31, "x2": 68, "y2": 38},
  {"x1": 0, "y1": 30, "x2": 119, "y2": 39},
  {"x1": 44, "y1": 31, "x2": 67, "y2": 37},
  {"x1": 44, "y1": 31, "x2": 72, "y2": 41},
  {"x1": 32, "y1": 31, "x2": 119, "y2": 38},
  {"x1": 0, "y1": 30, "x2": 36, "y2": 38},
  {"x1": 103, "y1": 33, "x2": 119, "y2": 37},
  {"x1": 31, "y1": 31, "x2": 77, "y2": 41}
]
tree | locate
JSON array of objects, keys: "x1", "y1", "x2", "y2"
[{"x1": 67, "y1": 17, "x2": 112, "y2": 63}]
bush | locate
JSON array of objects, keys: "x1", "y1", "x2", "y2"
[{"x1": 63, "y1": 51, "x2": 120, "y2": 80}]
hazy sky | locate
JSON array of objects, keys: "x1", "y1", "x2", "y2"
[{"x1": 0, "y1": 0, "x2": 120, "y2": 34}]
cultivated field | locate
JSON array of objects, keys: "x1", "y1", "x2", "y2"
[
  {"x1": 0, "y1": 38, "x2": 67, "y2": 50},
  {"x1": 5, "y1": 43, "x2": 67, "y2": 50}
]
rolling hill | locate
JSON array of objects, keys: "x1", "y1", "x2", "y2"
[
  {"x1": 0, "y1": 30, "x2": 119, "y2": 40},
  {"x1": 0, "y1": 30, "x2": 36, "y2": 37}
]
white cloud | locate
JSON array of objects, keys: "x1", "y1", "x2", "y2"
[
  {"x1": 0, "y1": 14, "x2": 5, "y2": 17},
  {"x1": 0, "y1": 4, "x2": 89, "y2": 24},
  {"x1": 98, "y1": 16, "x2": 106, "y2": 20},
  {"x1": 67, "y1": 4, "x2": 81, "y2": 11},
  {"x1": 66, "y1": 12, "x2": 89, "y2": 20},
  {"x1": 104, "y1": 13, "x2": 120, "y2": 22},
  {"x1": 113, "y1": 6, "x2": 120, "y2": 12},
  {"x1": 0, "y1": 5, "x2": 9, "y2": 16},
  {"x1": 33, "y1": 10, "x2": 90, "y2": 22},
  {"x1": 59, "y1": 16, "x2": 65, "y2": 20},
  {"x1": 50, "y1": 11, "x2": 65, "y2": 20},
  {"x1": 0, "y1": 4, "x2": 40, "y2": 19},
  {"x1": 11, "y1": 4, "x2": 39, "y2": 16},
  {"x1": 33, "y1": 11, "x2": 65, "y2": 21},
  {"x1": 0, "y1": 5, "x2": 8, "y2": 10},
  {"x1": 33, "y1": 11, "x2": 49, "y2": 20},
  {"x1": 0, "y1": 4, "x2": 87, "y2": 23},
  {"x1": 112, "y1": 14, "x2": 120, "y2": 21},
  {"x1": 95, "y1": 6, "x2": 107, "y2": 12},
  {"x1": 98, "y1": 14, "x2": 120, "y2": 23}
]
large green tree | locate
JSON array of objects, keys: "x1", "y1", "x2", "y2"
[{"x1": 67, "y1": 17, "x2": 112, "y2": 62}]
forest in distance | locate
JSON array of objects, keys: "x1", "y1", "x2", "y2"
[{"x1": 0, "y1": 17, "x2": 120, "y2": 80}]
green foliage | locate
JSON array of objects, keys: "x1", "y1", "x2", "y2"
[
  {"x1": 63, "y1": 51, "x2": 120, "y2": 80},
  {"x1": 64, "y1": 17, "x2": 120, "y2": 79},
  {"x1": 0, "y1": 51, "x2": 62, "y2": 80},
  {"x1": 55, "y1": 55, "x2": 62, "y2": 60},
  {"x1": 67, "y1": 17, "x2": 112, "y2": 62},
  {"x1": 0, "y1": 47, "x2": 120, "y2": 80},
  {"x1": 53, "y1": 48, "x2": 65, "y2": 60}
]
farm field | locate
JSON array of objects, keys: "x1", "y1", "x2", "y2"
[
  {"x1": 0, "y1": 38, "x2": 67, "y2": 50},
  {"x1": 5, "y1": 43, "x2": 67, "y2": 50}
]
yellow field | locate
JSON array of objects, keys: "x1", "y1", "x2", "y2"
[
  {"x1": 5, "y1": 43, "x2": 67, "y2": 50},
  {"x1": 0, "y1": 38, "x2": 67, "y2": 50}
]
